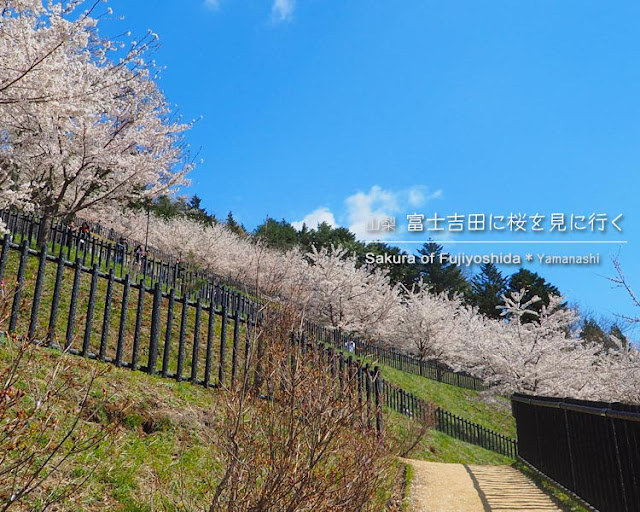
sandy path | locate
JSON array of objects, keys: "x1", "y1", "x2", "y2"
[{"x1": 403, "y1": 459, "x2": 562, "y2": 512}]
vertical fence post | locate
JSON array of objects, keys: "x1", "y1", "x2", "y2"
[
  {"x1": 356, "y1": 364, "x2": 364, "y2": 425},
  {"x1": 162, "y1": 288, "x2": 175, "y2": 378},
  {"x1": 131, "y1": 278, "x2": 146, "y2": 370},
  {"x1": 115, "y1": 274, "x2": 130, "y2": 367},
  {"x1": 148, "y1": 282, "x2": 162, "y2": 375},
  {"x1": 8, "y1": 241, "x2": 29, "y2": 334},
  {"x1": 562, "y1": 408, "x2": 577, "y2": 492},
  {"x1": 365, "y1": 364, "x2": 373, "y2": 428},
  {"x1": 176, "y1": 293, "x2": 189, "y2": 382},
  {"x1": 28, "y1": 245, "x2": 48, "y2": 341},
  {"x1": 610, "y1": 418, "x2": 629, "y2": 512},
  {"x1": 47, "y1": 255, "x2": 66, "y2": 347},
  {"x1": 244, "y1": 312, "x2": 253, "y2": 378},
  {"x1": 218, "y1": 303, "x2": 229, "y2": 387},
  {"x1": 204, "y1": 302, "x2": 215, "y2": 387},
  {"x1": 191, "y1": 298, "x2": 202, "y2": 384},
  {"x1": 0, "y1": 234, "x2": 10, "y2": 284},
  {"x1": 81, "y1": 264, "x2": 99, "y2": 357},
  {"x1": 90, "y1": 236, "x2": 96, "y2": 268},
  {"x1": 231, "y1": 307, "x2": 240, "y2": 389},
  {"x1": 374, "y1": 366, "x2": 383, "y2": 435},
  {"x1": 99, "y1": 268, "x2": 115, "y2": 361},
  {"x1": 65, "y1": 258, "x2": 83, "y2": 349}
]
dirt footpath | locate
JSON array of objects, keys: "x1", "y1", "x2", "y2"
[{"x1": 403, "y1": 459, "x2": 562, "y2": 512}]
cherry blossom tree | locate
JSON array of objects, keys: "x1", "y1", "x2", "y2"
[
  {"x1": 593, "y1": 338, "x2": 640, "y2": 403},
  {"x1": 304, "y1": 246, "x2": 402, "y2": 340},
  {"x1": 0, "y1": 0, "x2": 192, "y2": 244},
  {"x1": 82, "y1": 206, "x2": 640, "y2": 403},
  {"x1": 84, "y1": 206, "x2": 310, "y2": 300},
  {"x1": 392, "y1": 284, "x2": 464, "y2": 361},
  {"x1": 609, "y1": 255, "x2": 640, "y2": 324},
  {"x1": 455, "y1": 291, "x2": 604, "y2": 397},
  {"x1": 0, "y1": 176, "x2": 29, "y2": 233}
]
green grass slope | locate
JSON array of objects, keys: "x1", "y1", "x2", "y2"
[{"x1": 380, "y1": 365, "x2": 516, "y2": 438}]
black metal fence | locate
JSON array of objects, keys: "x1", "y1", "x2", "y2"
[
  {"x1": 0, "y1": 208, "x2": 242, "y2": 299},
  {"x1": 2, "y1": 208, "x2": 488, "y2": 393},
  {"x1": 293, "y1": 337, "x2": 384, "y2": 432},
  {"x1": 381, "y1": 379, "x2": 438, "y2": 426},
  {"x1": 1, "y1": 238, "x2": 252, "y2": 385},
  {"x1": 381, "y1": 379, "x2": 517, "y2": 458},
  {"x1": 305, "y1": 320, "x2": 486, "y2": 391},
  {"x1": 512, "y1": 393, "x2": 640, "y2": 512},
  {"x1": 0, "y1": 233, "x2": 517, "y2": 453},
  {"x1": 0, "y1": 236, "x2": 385, "y2": 431},
  {"x1": 435, "y1": 408, "x2": 517, "y2": 458}
]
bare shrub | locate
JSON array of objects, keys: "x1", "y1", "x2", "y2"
[
  {"x1": 164, "y1": 300, "x2": 392, "y2": 512},
  {"x1": 0, "y1": 334, "x2": 118, "y2": 510}
]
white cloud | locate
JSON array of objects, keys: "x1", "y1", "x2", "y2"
[
  {"x1": 427, "y1": 189, "x2": 443, "y2": 201},
  {"x1": 271, "y1": 0, "x2": 295, "y2": 22},
  {"x1": 293, "y1": 185, "x2": 442, "y2": 242},
  {"x1": 345, "y1": 186, "x2": 399, "y2": 240},
  {"x1": 292, "y1": 207, "x2": 336, "y2": 230},
  {"x1": 203, "y1": 0, "x2": 296, "y2": 23},
  {"x1": 407, "y1": 186, "x2": 443, "y2": 207},
  {"x1": 408, "y1": 187, "x2": 425, "y2": 207},
  {"x1": 346, "y1": 185, "x2": 443, "y2": 241}
]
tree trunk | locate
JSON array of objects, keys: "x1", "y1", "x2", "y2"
[{"x1": 36, "y1": 213, "x2": 52, "y2": 249}]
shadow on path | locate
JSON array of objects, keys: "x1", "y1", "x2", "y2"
[{"x1": 403, "y1": 459, "x2": 561, "y2": 512}]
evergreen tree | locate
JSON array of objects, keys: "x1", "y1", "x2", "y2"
[
  {"x1": 507, "y1": 268, "x2": 564, "y2": 322},
  {"x1": 358, "y1": 243, "x2": 420, "y2": 290},
  {"x1": 187, "y1": 195, "x2": 216, "y2": 225},
  {"x1": 415, "y1": 241, "x2": 470, "y2": 297},
  {"x1": 254, "y1": 218, "x2": 299, "y2": 250},
  {"x1": 580, "y1": 317, "x2": 610, "y2": 347},
  {"x1": 298, "y1": 222, "x2": 362, "y2": 254},
  {"x1": 609, "y1": 323, "x2": 629, "y2": 349},
  {"x1": 580, "y1": 317, "x2": 629, "y2": 351},
  {"x1": 151, "y1": 195, "x2": 188, "y2": 219},
  {"x1": 470, "y1": 262, "x2": 508, "y2": 319},
  {"x1": 225, "y1": 211, "x2": 247, "y2": 237}
]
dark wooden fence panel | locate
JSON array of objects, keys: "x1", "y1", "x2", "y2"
[{"x1": 512, "y1": 393, "x2": 640, "y2": 512}]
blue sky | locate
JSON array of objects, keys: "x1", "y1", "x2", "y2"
[{"x1": 103, "y1": 0, "x2": 640, "y2": 332}]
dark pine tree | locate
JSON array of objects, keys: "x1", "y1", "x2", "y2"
[
  {"x1": 415, "y1": 241, "x2": 470, "y2": 298},
  {"x1": 357, "y1": 242, "x2": 421, "y2": 290},
  {"x1": 225, "y1": 211, "x2": 247, "y2": 237},
  {"x1": 507, "y1": 268, "x2": 564, "y2": 322},
  {"x1": 470, "y1": 262, "x2": 508, "y2": 319},
  {"x1": 254, "y1": 218, "x2": 299, "y2": 251},
  {"x1": 187, "y1": 195, "x2": 216, "y2": 225}
]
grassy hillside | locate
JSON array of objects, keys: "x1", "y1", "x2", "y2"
[
  {"x1": 0, "y1": 340, "x2": 229, "y2": 511},
  {"x1": 1, "y1": 340, "x2": 406, "y2": 511},
  {"x1": 386, "y1": 410, "x2": 513, "y2": 465},
  {"x1": 1, "y1": 239, "x2": 526, "y2": 512},
  {"x1": 380, "y1": 365, "x2": 516, "y2": 438},
  {"x1": 1, "y1": 243, "x2": 246, "y2": 387}
]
